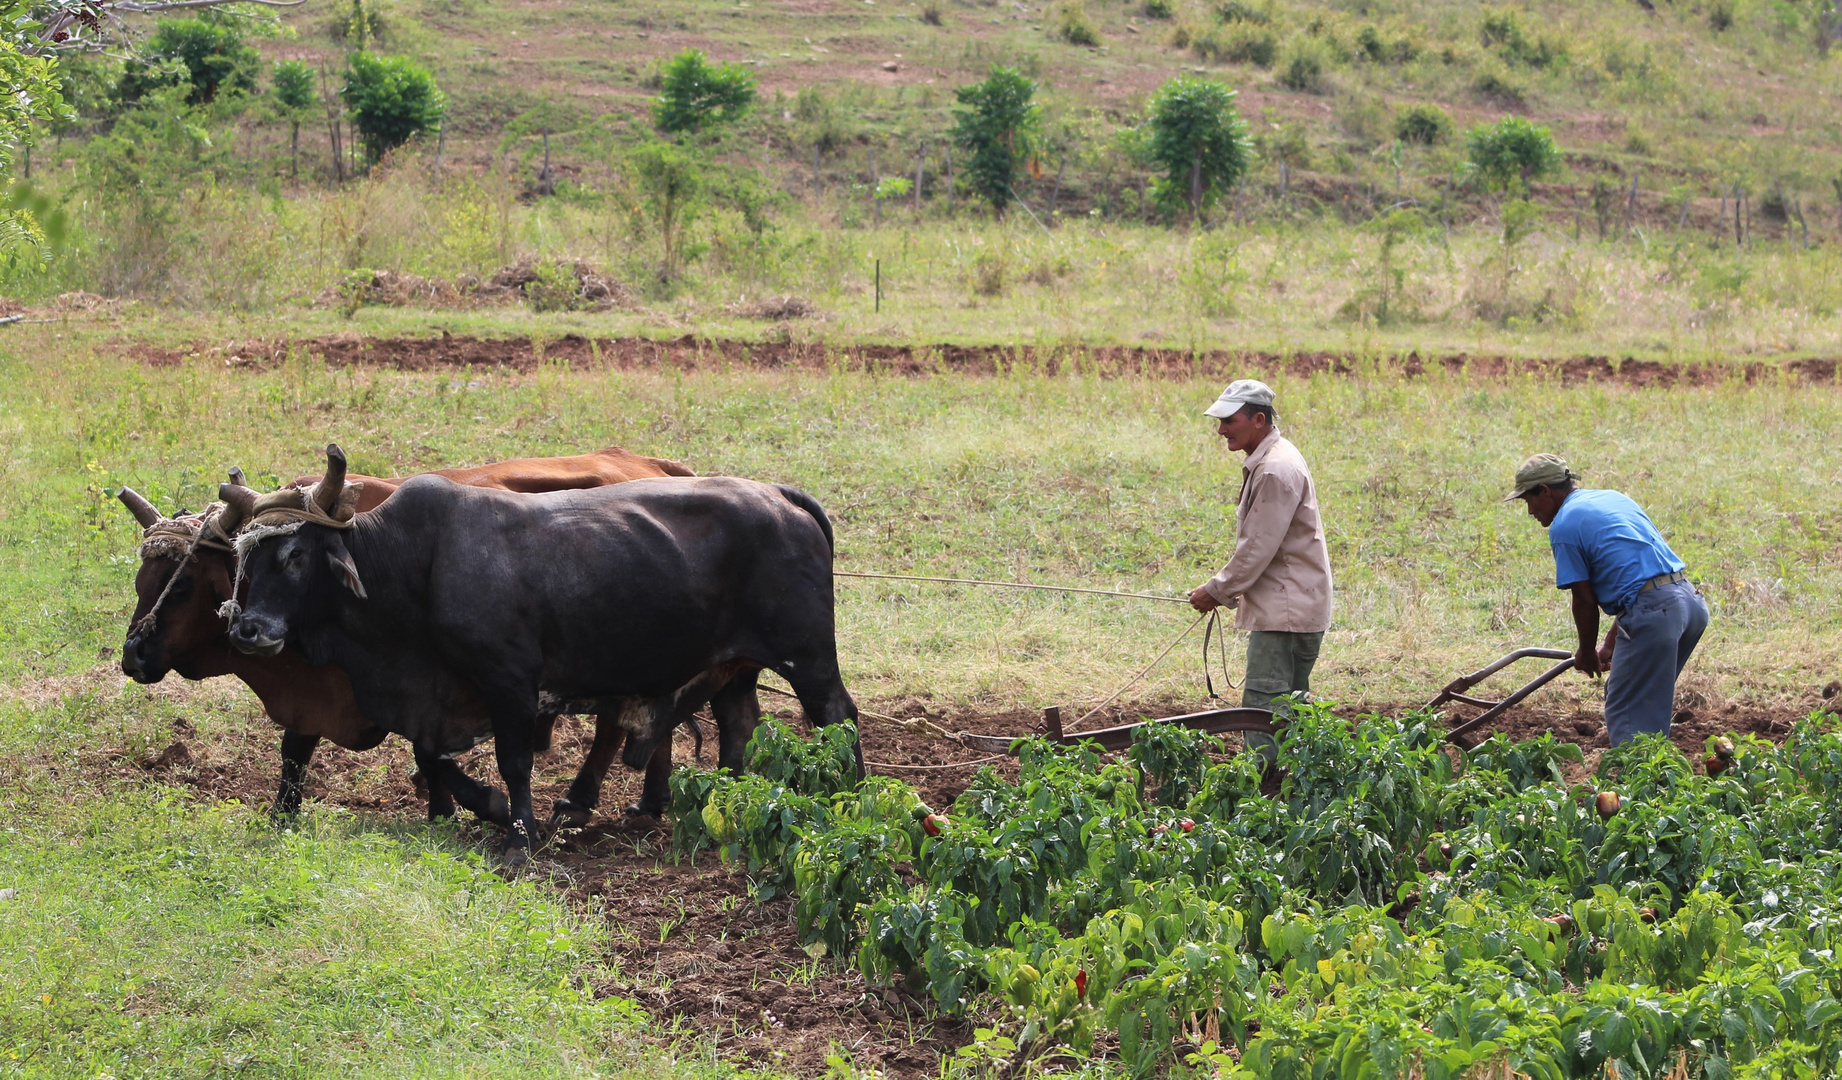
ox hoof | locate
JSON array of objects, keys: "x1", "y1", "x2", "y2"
[
  {"x1": 624, "y1": 801, "x2": 665, "y2": 820},
  {"x1": 498, "y1": 844, "x2": 530, "y2": 871},
  {"x1": 550, "y1": 800, "x2": 593, "y2": 829}
]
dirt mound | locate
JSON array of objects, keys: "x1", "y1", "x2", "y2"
[
  {"x1": 128, "y1": 333, "x2": 1842, "y2": 387},
  {"x1": 724, "y1": 295, "x2": 823, "y2": 321},
  {"x1": 312, "y1": 261, "x2": 634, "y2": 313}
]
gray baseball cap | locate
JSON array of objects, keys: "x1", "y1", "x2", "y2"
[
  {"x1": 1204, "y1": 379, "x2": 1276, "y2": 419},
  {"x1": 1502, "y1": 453, "x2": 1580, "y2": 501}
]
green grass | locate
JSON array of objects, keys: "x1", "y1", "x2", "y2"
[
  {"x1": 0, "y1": 778, "x2": 660, "y2": 1078},
  {"x1": 4, "y1": 316, "x2": 1839, "y2": 716}
]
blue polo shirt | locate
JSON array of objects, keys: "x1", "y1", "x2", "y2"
[{"x1": 1548, "y1": 489, "x2": 1686, "y2": 616}]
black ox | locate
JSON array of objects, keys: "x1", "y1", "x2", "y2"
[{"x1": 224, "y1": 445, "x2": 861, "y2": 859}]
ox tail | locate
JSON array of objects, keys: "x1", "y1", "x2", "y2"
[{"x1": 775, "y1": 484, "x2": 835, "y2": 553}]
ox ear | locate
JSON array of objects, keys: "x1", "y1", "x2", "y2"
[
  {"x1": 314, "y1": 444, "x2": 349, "y2": 516},
  {"x1": 325, "y1": 535, "x2": 368, "y2": 599},
  {"x1": 117, "y1": 486, "x2": 162, "y2": 528},
  {"x1": 217, "y1": 483, "x2": 257, "y2": 533}
]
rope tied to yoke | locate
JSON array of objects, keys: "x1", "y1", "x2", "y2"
[
  {"x1": 215, "y1": 483, "x2": 360, "y2": 624},
  {"x1": 130, "y1": 505, "x2": 238, "y2": 639}
]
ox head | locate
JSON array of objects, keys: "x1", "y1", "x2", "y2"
[
  {"x1": 224, "y1": 445, "x2": 367, "y2": 658},
  {"x1": 118, "y1": 478, "x2": 249, "y2": 683}
]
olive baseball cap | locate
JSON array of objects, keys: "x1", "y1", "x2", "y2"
[
  {"x1": 1204, "y1": 379, "x2": 1276, "y2": 419},
  {"x1": 1502, "y1": 453, "x2": 1580, "y2": 502}
]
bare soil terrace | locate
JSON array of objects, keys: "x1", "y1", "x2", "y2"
[
  {"x1": 126, "y1": 333, "x2": 1842, "y2": 386},
  {"x1": 56, "y1": 679, "x2": 1832, "y2": 1078}
]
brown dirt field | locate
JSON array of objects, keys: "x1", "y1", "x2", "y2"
[
  {"x1": 130, "y1": 333, "x2": 1842, "y2": 386},
  {"x1": 56, "y1": 681, "x2": 1833, "y2": 1077}
]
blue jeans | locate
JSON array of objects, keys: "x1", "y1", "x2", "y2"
[{"x1": 1604, "y1": 581, "x2": 1709, "y2": 745}]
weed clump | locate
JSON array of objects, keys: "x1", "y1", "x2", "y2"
[
  {"x1": 1194, "y1": 22, "x2": 1277, "y2": 65},
  {"x1": 1141, "y1": 0, "x2": 1172, "y2": 19},
  {"x1": 1053, "y1": 2, "x2": 1101, "y2": 46},
  {"x1": 972, "y1": 252, "x2": 1006, "y2": 296},
  {"x1": 1355, "y1": 24, "x2": 1417, "y2": 64},
  {"x1": 921, "y1": 0, "x2": 944, "y2": 24},
  {"x1": 1394, "y1": 103, "x2": 1453, "y2": 145},
  {"x1": 1216, "y1": 0, "x2": 1268, "y2": 23},
  {"x1": 1277, "y1": 38, "x2": 1328, "y2": 91},
  {"x1": 1471, "y1": 67, "x2": 1527, "y2": 108}
]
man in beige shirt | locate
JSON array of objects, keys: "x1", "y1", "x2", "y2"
[{"x1": 1188, "y1": 379, "x2": 1333, "y2": 761}]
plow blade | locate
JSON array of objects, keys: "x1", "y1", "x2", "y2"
[{"x1": 958, "y1": 704, "x2": 1279, "y2": 755}]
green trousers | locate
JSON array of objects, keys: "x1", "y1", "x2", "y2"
[{"x1": 1241, "y1": 629, "x2": 1324, "y2": 763}]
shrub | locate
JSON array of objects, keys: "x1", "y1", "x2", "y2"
[
  {"x1": 922, "y1": 0, "x2": 944, "y2": 23},
  {"x1": 1053, "y1": 1, "x2": 1101, "y2": 46},
  {"x1": 653, "y1": 48, "x2": 757, "y2": 134},
  {"x1": 1394, "y1": 102, "x2": 1453, "y2": 145},
  {"x1": 1471, "y1": 67, "x2": 1526, "y2": 107},
  {"x1": 118, "y1": 17, "x2": 261, "y2": 105},
  {"x1": 1277, "y1": 38, "x2": 1327, "y2": 91},
  {"x1": 1355, "y1": 24, "x2": 1385, "y2": 61},
  {"x1": 1466, "y1": 115, "x2": 1561, "y2": 191},
  {"x1": 1196, "y1": 23, "x2": 1278, "y2": 65},
  {"x1": 1479, "y1": 9, "x2": 1563, "y2": 68},
  {"x1": 1216, "y1": 0, "x2": 1268, "y2": 23},
  {"x1": 1709, "y1": 0, "x2": 1734, "y2": 31},
  {"x1": 1142, "y1": 0, "x2": 1173, "y2": 19}
]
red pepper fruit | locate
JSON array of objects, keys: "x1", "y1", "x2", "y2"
[{"x1": 1075, "y1": 968, "x2": 1088, "y2": 999}]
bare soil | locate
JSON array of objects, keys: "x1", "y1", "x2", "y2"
[
  {"x1": 127, "y1": 334, "x2": 1842, "y2": 387},
  {"x1": 68, "y1": 688, "x2": 1835, "y2": 1077}
]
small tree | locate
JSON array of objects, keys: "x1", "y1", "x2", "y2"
[
  {"x1": 631, "y1": 140, "x2": 702, "y2": 280},
  {"x1": 950, "y1": 65, "x2": 1041, "y2": 216},
  {"x1": 340, "y1": 52, "x2": 445, "y2": 168},
  {"x1": 1465, "y1": 115, "x2": 1560, "y2": 192},
  {"x1": 0, "y1": 0, "x2": 64, "y2": 262},
  {"x1": 272, "y1": 60, "x2": 315, "y2": 178},
  {"x1": 653, "y1": 49, "x2": 756, "y2": 135},
  {"x1": 118, "y1": 16, "x2": 261, "y2": 105},
  {"x1": 1145, "y1": 75, "x2": 1254, "y2": 223}
]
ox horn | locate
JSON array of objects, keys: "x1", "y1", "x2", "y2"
[
  {"x1": 117, "y1": 486, "x2": 163, "y2": 528},
  {"x1": 227, "y1": 466, "x2": 250, "y2": 489},
  {"x1": 217, "y1": 483, "x2": 257, "y2": 533},
  {"x1": 314, "y1": 444, "x2": 348, "y2": 515}
]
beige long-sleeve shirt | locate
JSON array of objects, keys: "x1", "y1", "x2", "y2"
[{"x1": 1202, "y1": 430, "x2": 1334, "y2": 633}]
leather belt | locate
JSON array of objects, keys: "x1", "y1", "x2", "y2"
[{"x1": 1637, "y1": 571, "x2": 1689, "y2": 596}]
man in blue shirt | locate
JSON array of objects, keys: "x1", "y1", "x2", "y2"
[{"x1": 1505, "y1": 454, "x2": 1710, "y2": 745}]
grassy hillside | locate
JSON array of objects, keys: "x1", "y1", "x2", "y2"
[
  {"x1": 314, "y1": 0, "x2": 1841, "y2": 215},
  {"x1": 6, "y1": 0, "x2": 1840, "y2": 352}
]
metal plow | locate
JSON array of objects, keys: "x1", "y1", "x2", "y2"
[{"x1": 954, "y1": 646, "x2": 1575, "y2": 755}]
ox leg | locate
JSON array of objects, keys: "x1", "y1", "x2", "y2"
[
  {"x1": 416, "y1": 748, "x2": 510, "y2": 827},
  {"x1": 631, "y1": 733, "x2": 676, "y2": 818},
  {"x1": 711, "y1": 669, "x2": 763, "y2": 775},
  {"x1": 488, "y1": 709, "x2": 543, "y2": 864},
  {"x1": 273, "y1": 732, "x2": 320, "y2": 820},
  {"x1": 781, "y1": 662, "x2": 864, "y2": 778},
  {"x1": 552, "y1": 714, "x2": 626, "y2": 828},
  {"x1": 533, "y1": 712, "x2": 559, "y2": 754}
]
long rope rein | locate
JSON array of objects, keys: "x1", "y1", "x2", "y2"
[
  {"x1": 834, "y1": 569, "x2": 1192, "y2": 605},
  {"x1": 830, "y1": 568, "x2": 1244, "y2": 741}
]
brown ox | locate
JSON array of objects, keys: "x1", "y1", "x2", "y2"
[{"x1": 118, "y1": 447, "x2": 696, "y2": 821}]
